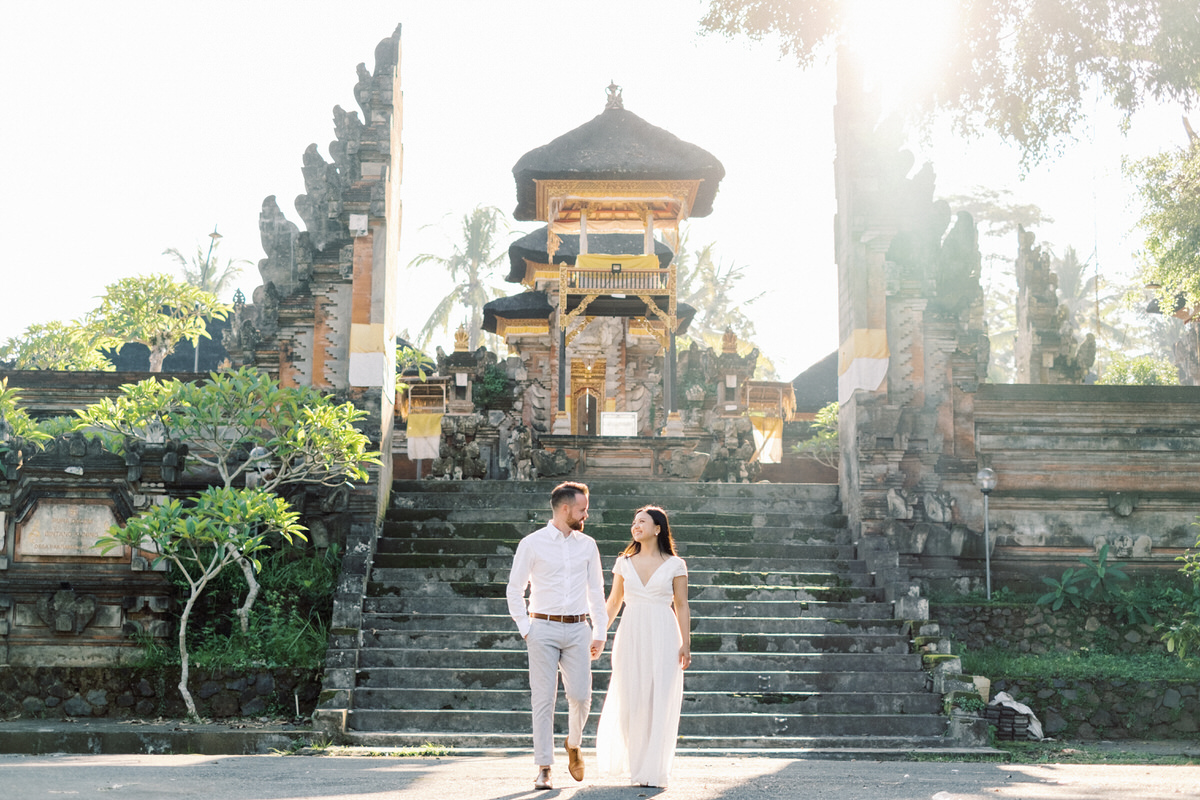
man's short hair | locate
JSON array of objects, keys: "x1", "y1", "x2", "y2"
[{"x1": 551, "y1": 481, "x2": 589, "y2": 509}]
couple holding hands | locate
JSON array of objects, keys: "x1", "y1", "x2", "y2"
[{"x1": 505, "y1": 481, "x2": 691, "y2": 789}]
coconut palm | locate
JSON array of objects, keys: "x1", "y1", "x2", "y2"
[
  {"x1": 164, "y1": 229, "x2": 249, "y2": 300},
  {"x1": 409, "y1": 206, "x2": 509, "y2": 351}
]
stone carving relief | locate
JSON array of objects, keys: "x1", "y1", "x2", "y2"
[{"x1": 35, "y1": 588, "x2": 97, "y2": 635}]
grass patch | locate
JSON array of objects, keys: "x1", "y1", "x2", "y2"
[
  {"x1": 959, "y1": 647, "x2": 1200, "y2": 681},
  {"x1": 997, "y1": 741, "x2": 1200, "y2": 765}
]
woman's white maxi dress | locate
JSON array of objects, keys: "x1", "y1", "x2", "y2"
[{"x1": 596, "y1": 554, "x2": 687, "y2": 787}]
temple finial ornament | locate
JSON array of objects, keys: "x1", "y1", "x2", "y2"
[
  {"x1": 605, "y1": 81, "x2": 623, "y2": 110},
  {"x1": 722, "y1": 327, "x2": 737, "y2": 354},
  {"x1": 454, "y1": 324, "x2": 469, "y2": 352}
]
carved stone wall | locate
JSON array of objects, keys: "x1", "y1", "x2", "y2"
[
  {"x1": 834, "y1": 60, "x2": 988, "y2": 557},
  {"x1": 1014, "y1": 227, "x2": 1096, "y2": 384},
  {"x1": 0, "y1": 432, "x2": 176, "y2": 667},
  {"x1": 224, "y1": 25, "x2": 403, "y2": 524}
]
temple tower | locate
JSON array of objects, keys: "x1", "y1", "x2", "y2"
[
  {"x1": 225, "y1": 26, "x2": 403, "y2": 520},
  {"x1": 488, "y1": 84, "x2": 724, "y2": 438}
]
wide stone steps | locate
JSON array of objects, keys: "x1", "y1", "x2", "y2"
[
  {"x1": 346, "y1": 708, "x2": 949, "y2": 738},
  {"x1": 353, "y1": 648, "x2": 924, "y2": 672},
  {"x1": 360, "y1": 613, "x2": 909, "y2": 636},
  {"x1": 369, "y1": 566, "x2": 876, "y2": 589},
  {"x1": 339, "y1": 730, "x2": 956, "y2": 751},
  {"x1": 359, "y1": 629, "x2": 912, "y2": 655},
  {"x1": 327, "y1": 479, "x2": 959, "y2": 753},
  {"x1": 348, "y1": 687, "x2": 941, "y2": 715},
  {"x1": 373, "y1": 537, "x2": 857, "y2": 561},
  {"x1": 353, "y1": 667, "x2": 932, "y2": 694},
  {"x1": 362, "y1": 596, "x2": 901, "y2": 620}
]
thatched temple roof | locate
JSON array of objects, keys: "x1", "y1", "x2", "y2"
[{"x1": 512, "y1": 106, "x2": 725, "y2": 221}]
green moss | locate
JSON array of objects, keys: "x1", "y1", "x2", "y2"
[{"x1": 691, "y1": 634, "x2": 722, "y2": 652}]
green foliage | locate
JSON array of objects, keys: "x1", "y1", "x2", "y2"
[
  {"x1": 0, "y1": 378, "x2": 52, "y2": 449},
  {"x1": 700, "y1": 0, "x2": 1200, "y2": 168},
  {"x1": 790, "y1": 400, "x2": 838, "y2": 469},
  {"x1": 959, "y1": 646, "x2": 1200, "y2": 682},
  {"x1": 409, "y1": 205, "x2": 509, "y2": 351},
  {"x1": 97, "y1": 486, "x2": 306, "y2": 577},
  {"x1": 472, "y1": 363, "x2": 513, "y2": 409},
  {"x1": 97, "y1": 485, "x2": 305, "y2": 719},
  {"x1": 86, "y1": 273, "x2": 231, "y2": 372},
  {"x1": 0, "y1": 320, "x2": 114, "y2": 371},
  {"x1": 1037, "y1": 545, "x2": 1130, "y2": 610},
  {"x1": 83, "y1": 370, "x2": 376, "y2": 719},
  {"x1": 76, "y1": 367, "x2": 379, "y2": 492},
  {"x1": 396, "y1": 344, "x2": 434, "y2": 393},
  {"x1": 1096, "y1": 354, "x2": 1181, "y2": 385},
  {"x1": 1077, "y1": 544, "x2": 1131, "y2": 601},
  {"x1": 1037, "y1": 568, "x2": 1085, "y2": 611},
  {"x1": 1128, "y1": 135, "x2": 1200, "y2": 317}
]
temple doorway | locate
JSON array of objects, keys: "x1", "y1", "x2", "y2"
[{"x1": 570, "y1": 358, "x2": 606, "y2": 435}]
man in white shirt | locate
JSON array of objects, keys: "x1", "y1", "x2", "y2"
[{"x1": 506, "y1": 481, "x2": 608, "y2": 790}]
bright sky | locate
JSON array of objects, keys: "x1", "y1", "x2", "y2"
[{"x1": 0, "y1": 1, "x2": 1188, "y2": 380}]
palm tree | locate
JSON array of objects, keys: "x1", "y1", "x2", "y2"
[
  {"x1": 164, "y1": 228, "x2": 248, "y2": 300},
  {"x1": 676, "y1": 236, "x2": 763, "y2": 344},
  {"x1": 409, "y1": 206, "x2": 509, "y2": 351}
]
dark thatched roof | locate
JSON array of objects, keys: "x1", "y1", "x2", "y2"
[
  {"x1": 482, "y1": 291, "x2": 697, "y2": 336},
  {"x1": 482, "y1": 291, "x2": 555, "y2": 334},
  {"x1": 512, "y1": 107, "x2": 725, "y2": 221},
  {"x1": 506, "y1": 226, "x2": 674, "y2": 282},
  {"x1": 790, "y1": 350, "x2": 838, "y2": 413}
]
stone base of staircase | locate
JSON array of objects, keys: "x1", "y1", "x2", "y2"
[{"x1": 316, "y1": 480, "x2": 998, "y2": 757}]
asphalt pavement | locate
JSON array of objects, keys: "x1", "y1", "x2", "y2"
[{"x1": 3, "y1": 751, "x2": 1200, "y2": 800}]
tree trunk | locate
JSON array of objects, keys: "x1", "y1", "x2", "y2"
[
  {"x1": 149, "y1": 346, "x2": 167, "y2": 373},
  {"x1": 228, "y1": 543, "x2": 260, "y2": 634},
  {"x1": 177, "y1": 589, "x2": 200, "y2": 720}
]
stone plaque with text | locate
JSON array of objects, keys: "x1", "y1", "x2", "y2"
[{"x1": 17, "y1": 503, "x2": 125, "y2": 558}]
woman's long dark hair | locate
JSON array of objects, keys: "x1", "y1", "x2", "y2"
[{"x1": 621, "y1": 505, "x2": 677, "y2": 557}]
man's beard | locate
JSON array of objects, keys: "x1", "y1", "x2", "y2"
[{"x1": 569, "y1": 518, "x2": 585, "y2": 531}]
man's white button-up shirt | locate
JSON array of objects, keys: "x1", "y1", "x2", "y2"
[{"x1": 506, "y1": 521, "x2": 608, "y2": 642}]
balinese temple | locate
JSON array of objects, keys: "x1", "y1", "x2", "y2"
[{"x1": 483, "y1": 84, "x2": 723, "y2": 440}]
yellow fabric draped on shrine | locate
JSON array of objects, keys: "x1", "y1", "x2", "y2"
[
  {"x1": 406, "y1": 413, "x2": 443, "y2": 460},
  {"x1": 750, "y1": 415, "x2": 783, "y2": 464},
  {"x1": 575, "y1": 253, "x2": 661, "y2": 271}
]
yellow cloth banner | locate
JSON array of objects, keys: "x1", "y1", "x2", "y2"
[
  {"x1": 576, "y1": 253, "x2": 661, "y2": 271},
  {"x1": 750, "y1": 415, "x2": 783, "y2": 464},
  {"x1": 406, "y1": 413, "x2": 443, "y2": 460},
  {"x1": 837, "y1": 328, "x2": 889, "y2": 405}
]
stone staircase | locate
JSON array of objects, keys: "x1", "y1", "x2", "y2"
[{"x1": 322, "y1": 479, "x2": 982, "y2": 754}]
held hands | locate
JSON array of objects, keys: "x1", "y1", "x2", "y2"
[
  {"x1": 590, "y1": 640, "x2": 604, "y2": 660},
  {"x1": 679, "y1": 646, "x2": 692, "y2": 670}
]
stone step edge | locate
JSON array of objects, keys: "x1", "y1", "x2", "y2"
[{"x1": 328, "y1": 742, "x2": 1007, "y2": 761}]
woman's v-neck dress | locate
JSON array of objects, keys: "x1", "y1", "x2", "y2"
[{"x1": 595, "y1": 553, "x2": 688, "y2": 787}]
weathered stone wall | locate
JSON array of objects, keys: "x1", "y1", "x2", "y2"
[
  {"x1": 989, "y1": 678, "x2": 1199, "y2": 740},
  {"x1": 0, "y1": 666, "x2": 322, "y2": 720},
  {"x1": 932, "y1": 603, "x2": 1199, "y2": 739},
  {"x1": 931, "y1": 603, "x2": 1167, "y2": 656}
]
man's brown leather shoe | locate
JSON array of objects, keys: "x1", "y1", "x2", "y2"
[
  {"x1": 567, "y1": 745, "x2": 584, "y2": 781},
  {"x1": 533, "y1": 767, "x2": 552, "y2": 790}
]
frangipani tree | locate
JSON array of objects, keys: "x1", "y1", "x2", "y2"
[
  {"x1": 80, "y1": 368, "x2": 380, "y2": 719},
  {"x1": 97, "y1": 486, "x2": 304, "y2": 719},
  {"x1": 86, "y1": 273, "x2": 231, "y2": 372},
  {"x1": 0, "y1": 321, "x2": 114, "y2": 371}
]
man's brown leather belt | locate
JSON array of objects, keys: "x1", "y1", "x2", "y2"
[{"x1": 530, "y1": 613, "x2": 587, "y2": 623}]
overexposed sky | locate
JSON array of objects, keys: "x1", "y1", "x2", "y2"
[{"x1": 0, "y1": 1, "x2": 1188, "y2": 379}]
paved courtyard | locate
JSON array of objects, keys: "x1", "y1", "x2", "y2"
[{"x1": 4, "y1": 753, "x2": 1199, "y2": 800}]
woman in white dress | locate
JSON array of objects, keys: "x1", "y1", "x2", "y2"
[{"x1": 596, "y1": 505, "x2": 691, "y2": 788}]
